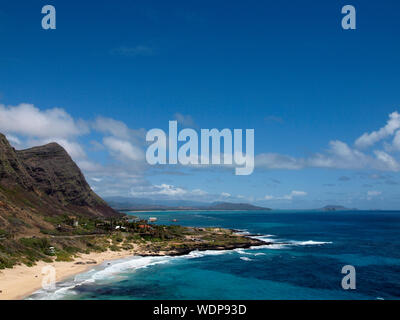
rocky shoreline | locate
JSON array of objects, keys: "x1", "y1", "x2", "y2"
[
  {"x1": 0, "y1": 235, "x2": 270, "y2": 300},
  {"x1": 138, "y1": 236, "x2": 268, "y2": 257}
]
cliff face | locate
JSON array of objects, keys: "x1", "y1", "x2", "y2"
[
  {"x1": 0, "y1": 134, "x2": 120, "y2": 235},
  {"x1": 17, "y1": 143, "x2": 107, "y2": 208},
  {"x1": 0, "y1": 134, "x2": 34, "y2": 190}
]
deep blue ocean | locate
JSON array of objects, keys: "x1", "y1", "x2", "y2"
[{"x1": 29, "y1": 210, "x2": 400, "y2": 300}]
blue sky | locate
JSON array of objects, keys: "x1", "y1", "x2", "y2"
[{"x1": 1, "y1": 0, "x2": 400, "y2": 209}]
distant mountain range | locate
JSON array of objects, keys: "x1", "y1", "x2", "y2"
[
  {"x1": 105, "y1": 196, "x2": 271, "y2": 212},
  {"x1": 0, "y1": 133, "x2": 121, "y2": 236},
  {"x1": 320, "y1": 205, "x2": 358, "y2": 212}
]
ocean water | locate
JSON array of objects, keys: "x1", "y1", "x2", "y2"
[{"x1": 29, "y1": 210, "x2": 400, "y2": 300}]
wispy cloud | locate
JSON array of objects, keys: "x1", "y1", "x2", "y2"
[
  {"x1": 264, "y1": 115, "x2": 284, "y2": 124},
  {"x1": 355, "y1": 111, "x2": 400, "y2": 149},
  {"x1": 367, "y1": 190, "x2": 382, "y2": 196},
  {"x1": 103, "y1": 136, "x2": 144, "y2": 162},
  {"x1": 128, "y1": 183, "x2": 236, "y2": 202},
  {"x1": 174, "y1": 113, "x2": 196, "y2": 127},
  {"x1": 256, "y1": 112, "x2": 400, "y2": 172},
  {"x1": 111, "y1": 45, "x2": 154, "y2": 57},
  {"x1": 367, "y1": 190, "x2": 382, "y2": 201},
  {"x1": 265, "y1": 190, "x2": 307, "y2": 201}
]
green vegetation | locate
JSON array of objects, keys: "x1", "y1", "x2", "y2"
[{"x1": 0, "y1": 215, "x2": 260, "y2": 269}]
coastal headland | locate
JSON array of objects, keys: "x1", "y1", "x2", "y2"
[{"x1": 0, "y1": 227, "x2": 266, "y2": 300}]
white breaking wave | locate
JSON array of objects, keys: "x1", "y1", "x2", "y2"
[
  {"x1": 235, "y1": 229, "x2": 250, "y2": 235},
  {"x1": 185, "y1": 249, "x2": 230, "y2": 259},
  {"x1": 28, "y1": 249, "x2": 235, "y2": 300},
  {"x1": 234, "y1": 248, "x2": 253, "y2": 255},
  {"x1": 247, "y1": 234, "x2": 332, "y2": 251},
  {"x1": 28, "y1": 255, "x2": 172, "y2": 300},
  {"x1": 27, "y1": 234, "x2": 332, "y2": 300},
  {"x1": 288, "y1": 240, "x2": 333, "y2": 246},
  {"x1": 239, "y1": 257, "x2": 253, "y2": 261},
  {"x1": 250, "y1": 235, "x2": 276, "y2": 242}
]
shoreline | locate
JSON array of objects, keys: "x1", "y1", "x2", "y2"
[
  {"x1": 123, "y1": 209, "x2": 270, "y2": 213},
  {"x1": 0, "y1": 237, "x2": 267, "y2": 300},
  {"x1": 0, "y1": 249, "x2": 137, "y2": 300}
]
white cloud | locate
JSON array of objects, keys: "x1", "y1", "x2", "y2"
[
  {"x1": 5, "y1": 134, "x2": 21, "y2": 146},
  {"x1": 355, "y1": 111, "x2": 400, "y2": 149},
  {"x1": 0, "y1": 103, "x2": 88, "y2": 139},
  {"x1": 291, "y1": 190, "x2": 307, "y2": 197},
  {"x1": 265, "y1": 190, "x2": 307, "y2": 201},
  {"x1": 0, "y1": 103, "x2": 91, "y2": 164},
  {"x1": 128, "y1": 183, "x2": 239, "y2": 202},
  {"x1": 373, "y1": 150, "x2": 400, "y2": 171},
  {"x1": 257, "y1": 111, "x2": 400, "y2": 172},
  {"x1": 392, "y1": 130, "x2": 400, "y2": 151},
  {"x1": 310, "y1": 140, "x2": 371, "y2": 169},
  {"x1": 103, "y1": 136, "x2": 144, "y2": 162},
  {"x1": 130, "y1": 184, "x2": 188, "y2": 198},
  {"x1": 367, "y1": 190, "x2": 382, "y2": 201},
  {"x1": 192, "y1": 189, "x2": 208, "y2": 196},
  {"x1": 367, "y1": 190, "x2": 382, "y2": 197},
  {"x1": 256, "y1": 140, "x2": 400, "y2": 172},
  {"x1": 92, "y1": 116, "x2": 131, "y2": 139},
  {"x1": 3, "y1": 100, "x2": 400, "y2": 203},
  {"x1": 156, "y1": 184, "x2": 188, "y2": 196},
  {"x1": 78, "y1": 160, "x2": 103, "y2": 172},
  {"x1": 256, "y1": 153, "x2": 303, "y2": 170}
]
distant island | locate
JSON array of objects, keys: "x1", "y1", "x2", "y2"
[
  {"x1": 105, "y1": 197, "x2": 271, "y2": 212},
  {"x1": 320, "y1": 205, "x2": 358, "y2": 212}
]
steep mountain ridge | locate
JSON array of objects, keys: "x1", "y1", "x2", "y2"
[
  {"x1": 0, "y1": 134, "x2": 34, "y2": 190},
  {"x1": 0, "y1": 134, "x2": 120, "y2": 236}
]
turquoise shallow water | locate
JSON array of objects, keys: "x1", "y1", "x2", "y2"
[{"x1": 29, "y1": 210, "x2": 400, "y2": 300}]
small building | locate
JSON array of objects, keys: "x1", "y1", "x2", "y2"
[
  {"x1": 148, "y1": 217, "x2": 158, "y2": 222},
  {"x1": 69, "y1": 216, "x2": 79, "y2": 227}
]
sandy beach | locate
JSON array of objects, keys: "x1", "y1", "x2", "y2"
[{"x1": 0, "y1": 249, "x2": 137, "y2": 300}]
